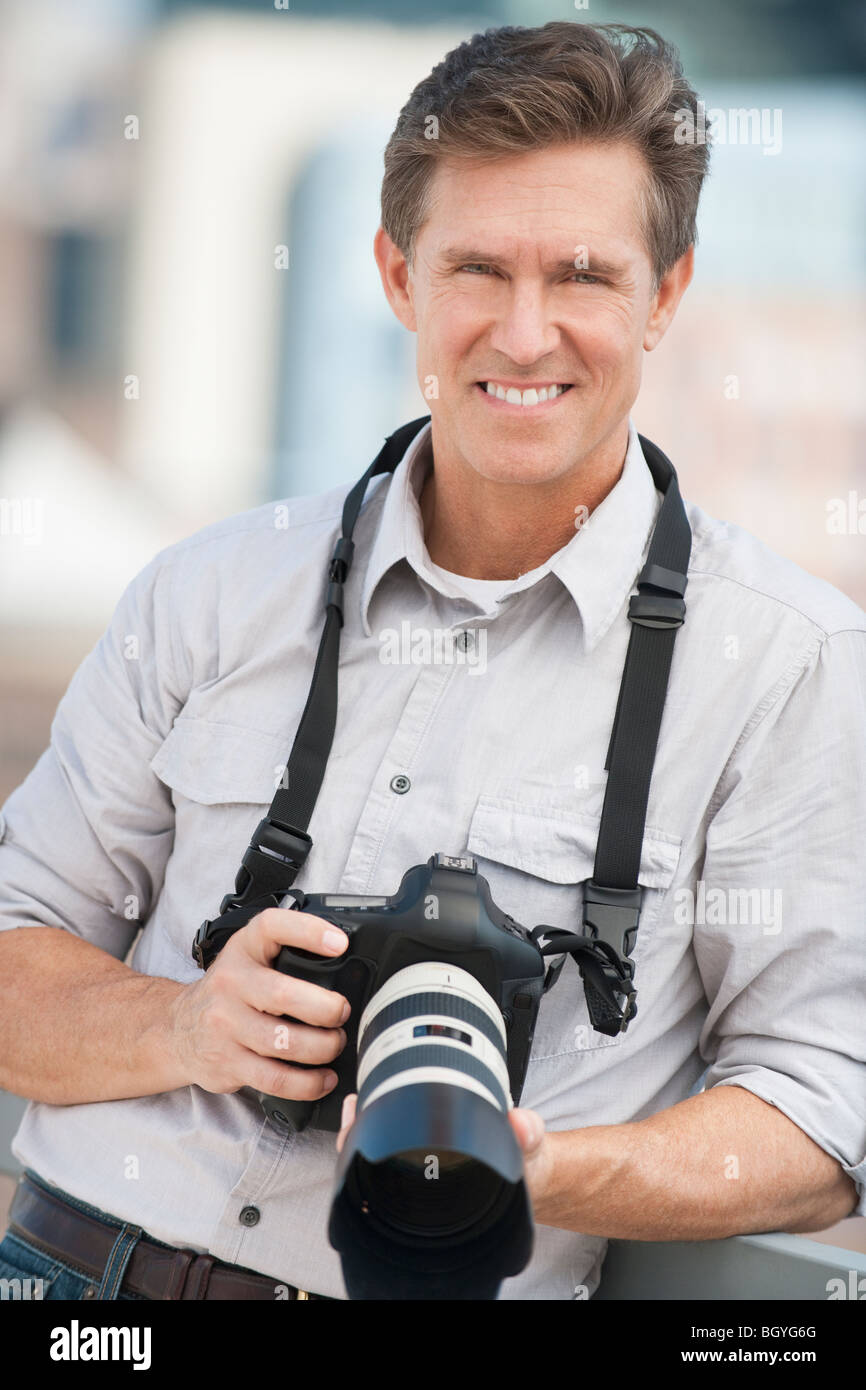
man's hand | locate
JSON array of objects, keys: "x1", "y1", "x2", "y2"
[
  {"x1": 169, "y1": 907, "x2": 351, "y2": 1103},
  {"x1": 336, "y1": 1092, "x2": 554, "y2": 1199}
]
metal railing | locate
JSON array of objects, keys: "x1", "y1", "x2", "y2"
[{"x1": 596, "y1": 1230, "x2": 866, "y2": 1300}]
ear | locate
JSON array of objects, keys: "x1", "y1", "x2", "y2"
[
  {"x1": 643, "y1": 245, "x2": 694, "y2": 352},
  {"x1": 374, "y1": 226, "x2": 418, "y2": 333}
]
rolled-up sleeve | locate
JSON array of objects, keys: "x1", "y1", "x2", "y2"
[
  {"x1": 695, "y1": 627, "x2": 866, "y2": 1215},
  {"x1": 0, "y1": 551, "x2": 185, "y2": 960}
]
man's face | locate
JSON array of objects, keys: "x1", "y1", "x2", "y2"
[{"x1": 377, "y1": 140, "x2": 691, "y2": 485}]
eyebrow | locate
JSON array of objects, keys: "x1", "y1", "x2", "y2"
[{"x1": 439, "y1": 247, "x2": 625, "y2": 277}]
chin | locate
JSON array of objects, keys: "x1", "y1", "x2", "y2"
[
  {"x1": 467, "y1": 445, "x2": 576, "y2": 487},
  {"x1": 460, "y1": 421, "x2": 585, "y2": 485}
]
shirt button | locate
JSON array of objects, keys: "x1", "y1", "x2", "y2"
[
  {"x1": 239, "y1": 1205, "x2": 261, "y2": 1227},
  {"x1": 390, "y1": 774, "x2": 411, "y2": 794},
  {"x1": 454, "y1": 630, "x2": 474, "y2": 652}
]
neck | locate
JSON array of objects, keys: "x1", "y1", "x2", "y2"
[{"x1": 418, "y1": 419, "x2": 631, "y2": 580}]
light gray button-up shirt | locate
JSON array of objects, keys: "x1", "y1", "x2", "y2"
[{"x1": 2, "y1": 419, "x2": 865, "y2": 1300}]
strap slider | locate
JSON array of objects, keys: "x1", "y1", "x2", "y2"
[
  {"x1": 325, "y1": 579, "x2": 344, "y2": 623},
  {"x1": 637, "y1": 561, "x2": 688, "y2": 595},
  {"x1": 326, "y1": 537, "x2": 355, "y2": 623},
  {"x1": 328, "y1": 536, "x2": 355, "y2": 584},
  {"x1": 628, "y1": 591, "x2": 686, "y2": 629},
  {"x1": 628, "y1": 561, "x2": 687, "y2": 629}
]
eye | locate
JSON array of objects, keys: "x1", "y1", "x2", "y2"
[
  {"x1": 458, "y1": 263, "x2": 494, "y2": 275},
  {"x1": 570, "y1": 272, "x2": 602, "y2": 285}
]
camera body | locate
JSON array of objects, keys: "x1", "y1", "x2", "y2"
[{"x1": 260, "y1": 852, "x2": 547, "y2": 1133}]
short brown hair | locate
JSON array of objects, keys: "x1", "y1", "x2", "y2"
[{"x1": 381, "y1": 21, "x2": 710, "y2": 288}]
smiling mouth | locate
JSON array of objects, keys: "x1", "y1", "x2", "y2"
[{"x1": 477, "y1": 381, "x2": 574, "y2": 408}]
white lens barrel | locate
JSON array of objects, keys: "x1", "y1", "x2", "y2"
[{"x1": 356, "y1": 962, "x2": 512, "y2": 1114}]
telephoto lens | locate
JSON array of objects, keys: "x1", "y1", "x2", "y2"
[{"x1": 328, "y1": 960, "x2": 533, "y2": 1300}]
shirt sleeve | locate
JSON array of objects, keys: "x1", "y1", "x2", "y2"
[
  {"x1": 694, "y1": 627, "x2": 866, "y2": 1217},
  {"x1": 0, "y1": 550, "x2": 187, "y2": 960}
]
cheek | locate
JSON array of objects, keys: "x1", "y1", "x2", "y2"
[
  {"x1": 568, "y1": 304, "x2": 642, "y2": 377},
  {"x1": 420, "y1": 295, "x2": 483, "y2": 373}
]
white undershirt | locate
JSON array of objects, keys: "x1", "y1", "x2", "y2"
[{"x1": 424, "y1": 551, "x2": 566, "y2": 608}]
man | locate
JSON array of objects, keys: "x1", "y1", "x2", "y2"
[{"x1": 0, "y1": 21, "x2": 863, "y2": 1302}]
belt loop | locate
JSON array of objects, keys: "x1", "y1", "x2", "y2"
[
  {"x1": 95, "y1": 1223, "x2": 144, "y2": 1301},
  {"x1": 163, "y1": 1249, "x2": 194, "y2": 1300},
  {"x1": 181, "y1": 1254, "x2": 216, "y2": 1300}
]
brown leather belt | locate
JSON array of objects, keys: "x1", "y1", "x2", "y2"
[{"x1": 8, "y1": 1173, "x2": 330, "y2": 1301}]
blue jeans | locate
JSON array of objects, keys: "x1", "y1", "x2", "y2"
[{"x1": 0, "y1": 1170, "x2": 154, "y2": 1301}]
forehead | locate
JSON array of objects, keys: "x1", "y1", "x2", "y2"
[{"x1": 420, "y1": 140, "x2": 648, "y2": 264}]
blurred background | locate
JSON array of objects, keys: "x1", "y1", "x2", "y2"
[{"x1": 0, "y1": 0, "x2": 864, "y2": 1254}]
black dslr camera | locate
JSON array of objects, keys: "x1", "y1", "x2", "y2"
[
  {"x1": 260, "y1": 851, "x2": 547, "y2": 1299},
  {"x1": 194, "y1": 847, "x2": 640, "y2": 1298},
  {"x1": 259, "y1": 851, "x2": 546, "y2": 1135}
]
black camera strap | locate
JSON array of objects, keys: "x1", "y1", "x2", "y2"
[
  {"x1": 192, "y1": 416, "x2": 430, "y2": 966},
  {"x1": 533, "y1": 430, "x2": 691, "y2": 1032},
  {"x1": 193, "y1": 415, "x2": 691, "y2": 1039}
]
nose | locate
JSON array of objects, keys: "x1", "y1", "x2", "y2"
[{"x1": 487, "y1": 279, "x2": 561, "y2": 366}]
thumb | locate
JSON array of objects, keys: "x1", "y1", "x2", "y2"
[{"x1": 510, "y1": 1106, "x2": 545, "y2": 1156}]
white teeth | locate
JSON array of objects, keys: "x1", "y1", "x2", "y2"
[{"x1": 484, "y1": 382, "x2": 566, "y2": 407}]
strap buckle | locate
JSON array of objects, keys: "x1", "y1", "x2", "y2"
[
  {"x1": 192, "y1": 818, "x2": 311, "y2": 969},
  {"x1": 582, "y1": 880, "x2": 642, "y2": 1033},
  {"x1": 234, "y1": 817, "x2": 312, "y2": 894},
  {"x1": 221, "y1": 817, "x2": 311, "y2": 917},
  {"x1": 628, "y1": 560, "x2": 687, "y2": 629},
  {"x1": 535, "y1": 926, "x2": 638, "y2": 1036},
  {"x1": 583, "y1": 880, "x2": 642, "y2": 960},
  {"x1": 533, "y1": 882, "x2": 642, "y2": 1036}
]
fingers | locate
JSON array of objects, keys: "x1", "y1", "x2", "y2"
[
  {"x1": 235, "y1": 1001, "x2": 347, "y2": 1067},
  {"x1": 241, "y1": 907, "x2": 350, "y2": 968},
  {"x1": 239, "y1": 1050, "x2": 341, "y2": 1103},
  {"x1": 174, "y1": 977, "x2": 345, "y2": 1100},
  {"x1": 179, "y1": 906, "x2": 353, "y2": 1099},
  {"x1": 509, "y1": 1106, "x2": 545, "y2": 1154},
  {"x1": 336, "y1": 1093, "x2": 358, "y2": 1153},
  {"x1": 237, "y1": 960, "x2": 350, "y2": 1030},
  {"x1": 219, "y1": 907, "x2": 352, "y2": 1027}
]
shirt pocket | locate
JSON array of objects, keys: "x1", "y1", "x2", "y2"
[
  {"x1": 150, "y1": 716, "x2": 288, "y2": 806},
  {"x1": 147, "y1": 718, "x2": 287, "y2": 972},
  {"x1": 464, "y1": 793, "x2": 681, "y2": 1059}
]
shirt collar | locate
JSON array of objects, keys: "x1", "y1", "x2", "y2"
[{"x1": 360, "y1": 417, "x2": 662, "y2": 652}]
